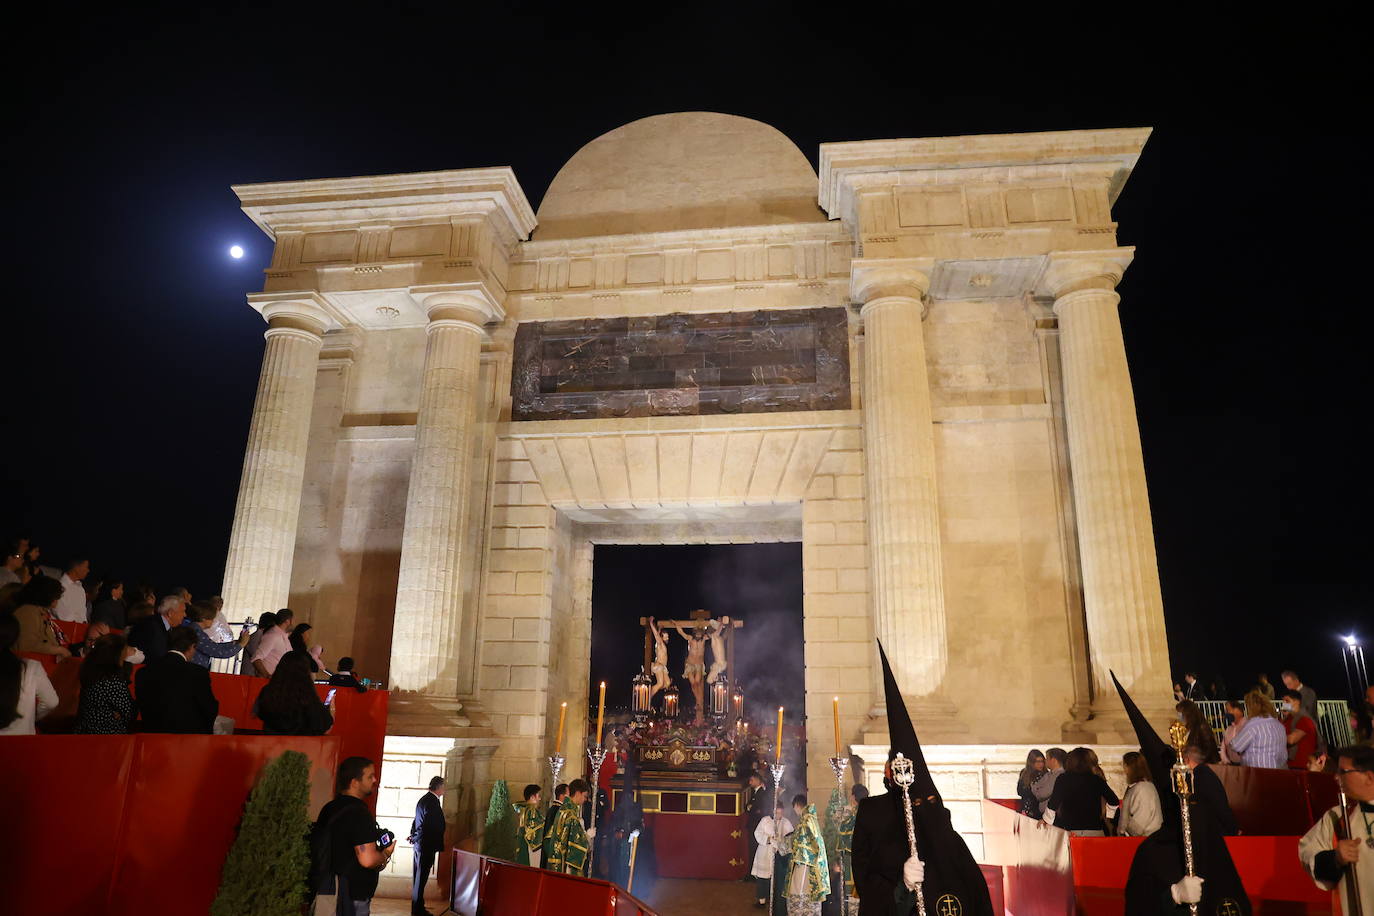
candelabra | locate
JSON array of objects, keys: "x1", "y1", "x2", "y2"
[
  {"x1": 546, "y1": 752, "x2": 565, "y2": 789},
  {"x1": 768, "y1": 761, "x2": 787, "y2": 914},
  {"x1": 828, "y1": 756, "x2": 851, "y2": 916},
  {"x1": 891, "y1": 753, "x2": 927, "y2": 916},
  {"x1": 586, "y1": 742, "x2": 610, "y2": 874}
]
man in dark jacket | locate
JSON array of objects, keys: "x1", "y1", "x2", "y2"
[
  {"x1": 744, "y1": 771, "x2": 768, "y2": 880},
  {"x1": 409, "y1": 776, "x2": 446, "y2": 916},
  {"x1": 126, "y1": 593, "x2": 187, "y2": 663},
  {"x1": 135, "y1": 626, "x2": 218, "y2": 733}
]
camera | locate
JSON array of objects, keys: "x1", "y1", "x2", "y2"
[{"x1": 376, "y1": 829, "x2": 396, "y2": 849}]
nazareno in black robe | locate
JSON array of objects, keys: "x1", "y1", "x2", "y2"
[
  {"x1": 850, "y1": 642, "x2": 994, "y2": 916},
  {"x1": 1112, "y1": 672, "x2": 1251, "y2": 916}
]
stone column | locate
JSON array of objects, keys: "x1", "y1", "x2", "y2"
[
  {"x1": 1044, "y1": 251, "x2": 1172, "y2": 728},
  {"x1": 221, "y1": 297, "x2": 329, "y2": 623},
  {"x1": 390, "y1": 288, "x2": 503, "y2": 728},
  {"x1": 852, "y1": 261, "x2": 957, "y2": 726}
]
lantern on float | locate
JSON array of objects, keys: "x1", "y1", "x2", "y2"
[
  {"x1": 710, "y1": 674, "x2": 729, "y2": 720},
  {"x1": 631, "y1": 669, "x2": 652, "y2": 723},
  {"x1": 732, "y1": 685, "x2": 745, "y2": 725},
  {"x1": 661, "y1": 682, "x2": 680, "y2": 720}
]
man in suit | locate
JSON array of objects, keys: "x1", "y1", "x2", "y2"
[
  {"x1": 408, "y1": 776, "x2": 446, "y2": 916},
  {"x1": 135, "y1": 626, "x2": 218, "y2": 733},
  {"x1": 126, "y1": 593, "x2": 187, "y2": 663},
  {"x1": 1180, "y1": 671, "x2": 1204, "y2": 701}
]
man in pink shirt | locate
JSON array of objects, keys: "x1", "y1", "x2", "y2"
[{"x1": 251, "y1": 608, "x2": 294, "y2": 677}]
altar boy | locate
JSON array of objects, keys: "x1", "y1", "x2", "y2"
[
  {"x1": 1299, "y1": 745, "x2": 1374, "y2": 914},
  {"x1": 753, "y1": 801, "x2": 793, "y2": 910}
]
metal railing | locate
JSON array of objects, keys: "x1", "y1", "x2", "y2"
[{"x1": 1195, "y1": 698, "x2": 1355, "y2": 751}]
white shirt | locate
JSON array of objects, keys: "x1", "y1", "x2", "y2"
[
  {"x1": 751, "y1": 815, "x2": 794, "y2": 879},
  {"x1": 1119, "y1": 781, "x2": 1163, "y2": 837},
  {"x1": 0, "y1": 658, "x2": 60, "y2": 735},
  {"x1": 52, "y1": 573, "x2": 88, "y2": 622}
]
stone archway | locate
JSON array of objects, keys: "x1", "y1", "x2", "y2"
[{"x1": 479, "y1": 411, "x2": 872, "y2": 808}]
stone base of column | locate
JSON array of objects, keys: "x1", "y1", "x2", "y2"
[
  {"x1": 1075, "y1": 702, "x2": 1177, "y2": 745},
  {"x1": 387, "y1": 692, "x2": 483, "y2": 736},
  {"x1": 863, "y1": 695, "x2": 968, "y2": 744}
]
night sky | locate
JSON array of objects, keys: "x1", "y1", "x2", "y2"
[{"x1": 3, "y1": 9, "x2": 1366, "y2": 705}]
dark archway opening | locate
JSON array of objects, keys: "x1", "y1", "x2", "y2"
[{"x1": 589, "y1": 542, "x2": 805, "y2": 730}]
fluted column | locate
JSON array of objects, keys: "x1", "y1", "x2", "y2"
[
  {"x1": 853, "y1": 261, "x2": 956, "y2": 723},
  {"x1": 390, "y1": 288, "x2": 503, "y2": 717},
  {"x1": 1044, "y1": 251, "x2": 1172, "y2": 724},
  {"x1": 221, "y1": 297, "x2": 329, "y2": 623}
]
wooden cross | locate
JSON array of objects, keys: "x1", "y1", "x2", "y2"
[{"x1": 637, "y1": 610, "x2": 744, "y2": 685}]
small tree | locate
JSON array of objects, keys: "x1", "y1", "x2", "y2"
[
  {"x1": 823, "y1": 785, "x2": 846, "y2": 863},
  {"x1": 480, "y1": 779, "x2": 519, "y2": 862},
  {"x1": 212, "y1": 750, "x2": 312, "y2": 916}
]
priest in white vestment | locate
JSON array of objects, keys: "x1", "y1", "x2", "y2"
[{"x1": 1298, "y1": 745, "x2": 1374, "y2": 913}]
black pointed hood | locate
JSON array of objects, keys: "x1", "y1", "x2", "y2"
[
  {"x1": 866, "y1": 640, "x2": 992, "y2": 915},
  {"x1": 878, "y1": 640, "x2": 939, "y2": 802},
  {"x1": 1110, "y1": 669, "x2": 1177, "y2": 821}
]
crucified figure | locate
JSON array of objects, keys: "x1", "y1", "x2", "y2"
[
  {"x1": 674, "y1": 621, "x2": 709, "y2": 724},
  {"x1": 705, "y1": 615, "x2": 730, "y2": 684},
  {"x1": 647, "y1": 617, "x2": 671, "y2": 700}
]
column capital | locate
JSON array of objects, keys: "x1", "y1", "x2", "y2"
[
  {"x1": 850, "y1": 259, "x2": 935, "y2": 312},
  {"x1": 247, "y1": 292, "x2": 332, "y2": 338},
  {"x1": 1040, "y1": 249, "x2": 1134, "y2": 301},
  {"x1": 409, "y1": 282, "x2": 505, "y2": 327}
]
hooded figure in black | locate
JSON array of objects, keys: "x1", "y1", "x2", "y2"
[
  {"x1": 850, "y1": 642, "x2": 994, "y2": 916},
  {"x1": 1112, "y1": 672, "x2": 1251, "y2": 915},
  {"x1": 609, "y1": 751, "x2": 650, "y2": 894}
]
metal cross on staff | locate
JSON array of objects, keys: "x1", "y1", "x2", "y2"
[{"x1": 891, "y1": 753, "x2": 928, "y2": 916}]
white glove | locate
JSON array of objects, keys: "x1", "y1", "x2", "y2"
[
  {"x1": 902, "y1": 856, "x2": 925, "y2": 891},
  {"x1": 127, "y1": 648, "x2": 145, "y2": 665},
  {"x1": 1170, "y1": 876, "x2": 1203, "y2": 904},
  {"x1": 585, "y1": 827, "x2": 596, "y2": 839}
]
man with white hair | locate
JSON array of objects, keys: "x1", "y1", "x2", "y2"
[{"x1": 126, "y1": 592, "x2": 188, "y2": 662}]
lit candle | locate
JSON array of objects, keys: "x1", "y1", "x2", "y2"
[
  {"x1": 596, "y1": 681, "x2": 606, "y2": 747},
  {"x1": 833, "y1": 696, "x2": 841, "y2": 757},
  {"x1": 556, "y1": 701, "x2": 567, "y2": 754},
  {"x1": 776, "y1": 706, "x2": 785, "y2": 762}
]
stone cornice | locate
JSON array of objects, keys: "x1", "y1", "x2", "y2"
[
  {"x1": 515, "y1": 220, "x2": 850, "y2": 260},
  {"x1": 818, "y1": 127, "x2": 1152, "y2": 223},
  {"x1": 233, "y1": 167, "x2": 537, "y2": 249}
]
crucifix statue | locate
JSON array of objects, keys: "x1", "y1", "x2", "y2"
[{"x1": 639, "y1": 609, "x2": 743, "y2": 725}]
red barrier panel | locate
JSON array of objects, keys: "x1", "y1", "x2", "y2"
[
  {"x1": 1209, "y1": 763, "x2": 1332, "y2": 836},
  {"x1": 0, "y1": 734, "x2": 340, "y2": 916},
  {"x1": 449, "y1": 849, "x2": 659, "y2": 916},
  {"x1": 984, "y1": 800, "x2": 1333, "y2": 916},
  {"x1": 26, "y1": 663, "x2": 386, "y2": 798}
]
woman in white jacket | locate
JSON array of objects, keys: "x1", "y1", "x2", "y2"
[
  {"x1": 0, "y1": 614, "x2": 59, "y2": 735},
  {"x1": 1118, "y1": 750, "x2": 1163, "y2": 837},
  {"x1": 752, "y1": 802, "x2": 794, "y2": 909}
]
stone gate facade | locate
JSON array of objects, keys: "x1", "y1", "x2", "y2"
[{"x1": 223, "y1": 114, "x2": 1172, "y2": 864}]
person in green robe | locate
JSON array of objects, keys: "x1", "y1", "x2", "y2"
[
  {"x1": 542, "y1": 778, "x2": 593, "y2": 875},
  {"x1": 787, "y1": 794, "x2": 830, "y2": 915},
  {"x1": 514, "y1": 783, "x2": 546, "y2": 867},
  {"x1": 834, "y1": 784, "x2": 867, "y2": 909}
]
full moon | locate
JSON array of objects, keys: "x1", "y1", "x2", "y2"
[{"x1": 229, "y1": 245, "x2": 244, "y2": 259}]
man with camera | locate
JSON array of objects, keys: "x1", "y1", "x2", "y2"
[{"x1": 312, "y1": 756, "x2": 395, "y2": 915}]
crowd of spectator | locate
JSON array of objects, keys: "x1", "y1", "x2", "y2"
[{"x1": 0, "y1": 536, "x2": 368, "y2": 738}]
